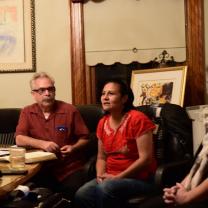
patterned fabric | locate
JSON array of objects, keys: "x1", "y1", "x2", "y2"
[{"x1": 97, "y1": 109, "x2": 157, "y2": 180}]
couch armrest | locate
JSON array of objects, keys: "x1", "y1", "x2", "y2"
[
  {"x1": 83, "y1": 155, "x2": 97, "y2": 181},
  {"x1": 155, "y1": 159, "x2": 192, "y2": 188}
]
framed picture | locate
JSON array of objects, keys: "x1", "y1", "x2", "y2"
[
  {"x1": 0, "y1": 0, "x2": 36, "y2": 73},
  {"x1": 131, "y1": 66, "x2": 187, "y2": 106}
]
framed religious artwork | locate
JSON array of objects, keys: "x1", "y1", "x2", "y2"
[
  {"x1": 131, "y1": 66, "x2": 187, "y2": 107},
  {"x1": 0, "y1": 0, "x2": 36, "y2": 73}
]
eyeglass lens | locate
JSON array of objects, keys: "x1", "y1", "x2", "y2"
[{"x1": 32, "y1": 86, "x2": 56, "y2": 94}]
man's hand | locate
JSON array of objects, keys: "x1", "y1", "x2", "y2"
[
  {"x1": 42, "y1": 141, "x2": 60, "y2": 153},
  {"x1": 60, "y1": 145, "x2": 74, "y2": 157}
]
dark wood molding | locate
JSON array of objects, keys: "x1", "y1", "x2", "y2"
[
  {"x1": 71, "y1": 0, "x2": 84, "y2": 3},
  {"x1": 184, "y1": 0, "x2": 205, "y2": 106},
  {"x1": 70, "y1": 1, "x2": 87, "y2": 104},
  {"x1": 70, "y1": 0, "x2": 206, "y2": 106},
  {"x1": 86, "y1": 65, "x2": 96, "y2": 103}
]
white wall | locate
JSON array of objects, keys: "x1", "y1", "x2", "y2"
[
  {"x1": 1, "y1": 0, "x2": 206, "y2": 108},
  {"x1": 84, "y1": 0, "x2": 186, "y2": 65},
  {"x1": 0, "y1": 0, "x2": 72, "y2": 108},
  {"x1": 186, "y1": 106, "x2": 206, "y2": 154}
]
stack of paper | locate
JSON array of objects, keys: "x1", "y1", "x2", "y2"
[{"x1": 0, "y1": 151, "x2": 57, "y2": 163}]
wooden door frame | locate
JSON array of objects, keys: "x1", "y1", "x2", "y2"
[{"x1": 69, "y1": 0, "x2": 205, "y2": 106}]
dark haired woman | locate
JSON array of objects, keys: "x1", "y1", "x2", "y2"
[{"x1": 74, "y1": 79, "x2": 157, "y2": 208}]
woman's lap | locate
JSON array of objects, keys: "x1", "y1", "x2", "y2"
[
  {"x1": 75, "y1": 178, "x2": 155, "y2": 208},
  {"x1": 76, "y1": 178, "x2": 154, "y2": 197}
]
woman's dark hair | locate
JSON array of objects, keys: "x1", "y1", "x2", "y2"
[{"x1": 101, "y1": 78, "x2": 135, "y2": 112}]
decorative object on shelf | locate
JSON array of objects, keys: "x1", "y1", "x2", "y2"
[
  {"x1": 71, "y1": 0, "x2": 108, "y2": 4},
  {"x1": 0, "y1": 0, "x2": 36, "y2": 73},
  {"x1": 131, "y1": 66, "x2": 187, "y2": 107},
  {"x1": 152, "y1": 50, "x2": 176, "y2": 68}
]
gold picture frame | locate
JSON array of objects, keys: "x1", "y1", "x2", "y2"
[
  {"x1": 131, "y1": 66, "x2": 187, "y2": 107},
  {"x1": 0, "y1": 0, "x2": 36, "y2": 73}
]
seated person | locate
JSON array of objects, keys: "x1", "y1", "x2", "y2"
[
  {"x1": 163, "y1": 137, "x2": 208, "y2": 208},
  {"x1": 140, "y1": 138, "x2": 208, "y2": 208},
  {"x1": 142, "y1": 168, "x2": 208, "y2": 208},
  {"x1": 15, "y1": 72, "x2": 90, "y2": 199},
  {"x1": 74, "y1": 79, "x2": 157, "y2": 208},
  {"x1": 162, "y1": 179, "x2": 208, "y2": 208}
]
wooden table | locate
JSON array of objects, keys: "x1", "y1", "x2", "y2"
[{"x1": 0, "y1": 162, "x2": 41, "y2": 198}]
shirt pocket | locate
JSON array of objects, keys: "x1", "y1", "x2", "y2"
[{"x1": 55, "y1": 125, "x2": 69, "y2": 140}]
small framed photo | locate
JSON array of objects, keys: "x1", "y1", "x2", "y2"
[
  {"x1": 131, "y1": 66, "x2": 187, "y2": 106},
  {"x1": 0, "y1": 0, "x2": 36, "y2": 73}
]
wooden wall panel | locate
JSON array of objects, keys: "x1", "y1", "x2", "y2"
[
  {"x1": 70, "y1": 2, "x2": 87, "y2": 104},
  {"x1": 184, "y1": 0, "x2": 205, "y2": 106}
]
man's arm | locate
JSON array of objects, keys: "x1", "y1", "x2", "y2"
[
  {"x1": 70, "y1": 136, "x2": 89, "y2": 152},
  {"x1": 60, "y1": 136, "x2": 89, "y2": 157},
  {"x1": 59, "y1": 107, "x2": 90, "y2": 157},
  {"x1": 16, "y1": 135, "x2": 60, "y2": 153},
  {"x1": 16, "y1": 108, "x2": 60, "y2": 153}
]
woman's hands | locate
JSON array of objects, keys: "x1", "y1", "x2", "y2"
[
  {"x1": 163, "y1": 183, "x2": 190, "y2": 205},
  {"x1": 96, "y1": 173, "x2": 119, "y2": 183}
]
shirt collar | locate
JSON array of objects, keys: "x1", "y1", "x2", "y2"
[{"x1": 29, "y1": 100, "x2": 65, "y2": 115}]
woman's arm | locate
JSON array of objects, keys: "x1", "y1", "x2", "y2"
[
  {"x1": 116, "y1": 131, "x2": 154, "y2": 179},
  {"x1": 174, "y1": 179, "x2": 208, "y2": 204},
  {"x1": 163, "y1": 175, "x2": 189, "y2": 204},
  {"x1": 96, "y1": 139, "x2": 107, "y2": 182}
]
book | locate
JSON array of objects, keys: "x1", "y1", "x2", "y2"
[
  {"x1": 0, "y1": 168, "x2": 28, "y2": 175},
  {"x1": 0, "y1": 151, "x2": 57, "y2": 163},
  {"x1": 0, "y1": 150, "x2": 9, "y2": 156}
]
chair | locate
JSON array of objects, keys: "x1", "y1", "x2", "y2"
[
  {"x1": 0, "y1": 104, "x2": 193, "y2": 207},
  {"x1": 0, "y1": 108, "x2": 21, "y2": 147},
  {"x1": 75, "y1": 104, "x2": 104, "y2": 179},
  {"x1": 128, "y1": 103, "x2": 193, "y2": 207}
]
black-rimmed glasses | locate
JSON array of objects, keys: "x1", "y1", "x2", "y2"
[{"x1": 32, "y1": 86, "x2": 56, "y2": 95}]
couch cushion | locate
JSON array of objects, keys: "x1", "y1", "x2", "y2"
[{"x1": 0, "y1": 108, "x2": 21, "y2": 146}]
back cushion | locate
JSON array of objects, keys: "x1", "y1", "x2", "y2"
[
  {"x1": 76, "y1": 104, "x2": 103, "y2": 158},
  {"x1": 136, "y1": 104, "x2": 193, "y2": 165},
  {"x1": 0, "y1": 108, "x2": 21, "y2": 146}
]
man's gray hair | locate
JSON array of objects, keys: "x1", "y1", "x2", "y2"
[{"x1": 30, "y1": 72, "x2": 55, "y2": 90}]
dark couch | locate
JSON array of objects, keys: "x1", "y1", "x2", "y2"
[
  {"x1": 0, "y1": 108, "x2": 20, "y2": 147},
  {"x1": 0, "y1": 104, "x2": 193, "y2": 207}
]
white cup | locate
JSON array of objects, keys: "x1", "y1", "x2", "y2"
[{"x1": 9, "y1": 147, "x2": 26, "y2": 170}]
